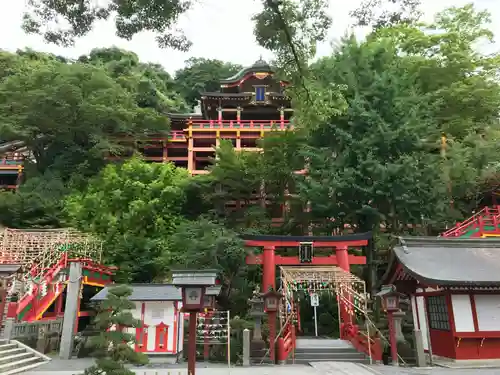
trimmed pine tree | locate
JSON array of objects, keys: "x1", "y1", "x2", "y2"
[{"x1": 84, "y1": 285, "x2": 148, "y2": 375}]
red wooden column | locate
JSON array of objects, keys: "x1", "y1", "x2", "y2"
[
  {"x1": 262, "y1": 246, "x2": 276, "y2": 363},
  {"x1": 336, "y1": 246, "x2": 352, "y2": 330},
  {"x1": 262, "y1": 246, "x2": 276, "y2": 291}
]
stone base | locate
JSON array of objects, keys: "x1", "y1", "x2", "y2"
[{"x1": 251, "y1": 339, "x2": 266, "y2": 352}]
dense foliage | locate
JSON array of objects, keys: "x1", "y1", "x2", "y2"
[
  {"x1": 2, "y1": 1, "x2": 500, "y2": 328},
  {"x1": 23, "y1": 0, "x2": 193, "y2": 50}
]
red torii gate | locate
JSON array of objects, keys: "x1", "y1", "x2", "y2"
[
  {"x1": 244, "y1": 233, "x2": 371, "y2": 291},
  {"x1": 243, "y1": 233, "x2": 371, "y2": 357}
]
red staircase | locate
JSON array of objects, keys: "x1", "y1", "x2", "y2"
[
  {"x1": 16, "y1": 255, "x2": 114, "y2": 321},
  {"x1": 0, "y1": 228, "x2": 114, "y2": 322},
  {"x1": 441, "y1": 206, "x2": 500, "y2": 238}
]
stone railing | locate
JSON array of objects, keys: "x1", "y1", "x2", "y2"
[{"x1": 3, "y1": 318, "x2": 63, "y2": 353}]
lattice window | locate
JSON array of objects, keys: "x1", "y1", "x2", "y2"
[{"x1": 427, "y1": 295, "x2": 450, "y2": 331}]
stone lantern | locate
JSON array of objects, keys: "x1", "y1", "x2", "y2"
[{"x1": 248, "y1": 287, "x2": 266, "y2": 343}]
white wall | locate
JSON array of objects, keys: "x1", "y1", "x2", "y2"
[
  {"x1": 127, "y1": 300, "x2": 183, "y2": 353},
  {"x1": 474, "y1": 294, "x2": 500, "y2": 332},
  {"x1": 451, "y1": 294, "x2": 475, "y2": 332},
  {"x1": 416, "y1": 296, "x2": 429, "y2": 350},
  {"x1": 178, "y1": 302, "x2": 184, "y2": 352}
]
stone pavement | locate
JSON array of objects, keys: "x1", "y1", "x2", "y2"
[
  {"x1": 310, "y1": 361, "x2": 377, "y2": 374},
  {"x1": 25, "y1": 365, "x2": 318, "y2": 375},
  {"x1": 24, "y1": 361, "x2": 500, "y2": 375},
  {"x1": 367, "y1": 365, "x2": 500, "y2": 375}
]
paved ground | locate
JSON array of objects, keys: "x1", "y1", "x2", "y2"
[
  {"x1": 367, "y1": 365, "x2": 500, "y2": 375},
  {"x1": 24, "y1": 361, "x2": 500, "y2": 375},
  {"x1": 26, "y1": 365, "x2": 318, "y2": 375}
]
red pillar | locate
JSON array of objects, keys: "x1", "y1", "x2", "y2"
[
  {"x1": 55, "y1": 292, "x2": 64, "y2": 317},
  {"x1": 336, "y1": 246, "x2": 350, "y2": 271},
  {"x1": 262, "y1": 246, "x2": 276, "y2": 363},
  {"x1": 336, "y1": 246, "x2": 352, "y2": 332},
  {"x1": 262, "y1": 246, "x2": 276, "y2": 291},
  {"x1": 188, "y1": 311, "x2": 197, "y2": 375}
]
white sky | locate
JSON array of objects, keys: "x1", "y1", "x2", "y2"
[{"x1": 0, "y1": 0, "x2": 499, "y2": 74}]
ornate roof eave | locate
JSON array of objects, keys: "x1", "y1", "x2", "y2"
[{"x1": 220, "y1": 58, "x2": 274, "y2": 85}]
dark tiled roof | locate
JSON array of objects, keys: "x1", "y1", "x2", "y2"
[
  {"x1": 0, "y1": 264, "x2": 22, "y2": 274},
  {"x1": 395, "y1": 237, "x2": 500, "y2": 286},
  {"x1": 90, "y1": 284, "x2": 222, "y2": 302},
  {"x1": 200, "y1": 92, "x2": 252, "y2": 98},
  {"x1": 220, "y1": 59, "x2": 274, "y2": 84},
  {"x1": 167, "y1": 113, "x2": 203, "y2": 120}
]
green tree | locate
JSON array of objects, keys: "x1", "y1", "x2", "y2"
[
  {"x1": 84, "y1": 285, "x2": 148, "y2": 375},
  {"x1": 174, "y1": 58, "x2": 243, "y2": 109},
  {"x1": 22, "y1": 0, "x2": 193, "y2": 50},
  {"x1": 350, "y1": 0, "x2": 422, "y2": 29},
  {"x1": 165, "y1": 218, "x2": 255, "y2": 315},
  {"x1": 253, "y1": 0, "x2": 331, "y2": 75},
  {"x1": 198, "y1": 141, "x2": 271, "y2": 230},
  {"x1": 301, "y1": 35, "x2": 448, "y2": 235},
  {"x1": 0, "y1": 51, "x2": 166, "y2": 178},
  {"x1": 65, "y1": 158, "x2": 189, "y2": 282},
  {"x1": 79, "y1": 47, "x2": 188, "y2": 113},
  {"x1": 0, "y1": 173, "x2": 69, "y2": 228},
  {"x1": 371, "y1": 4, "x2": 500, "y2": 214}
]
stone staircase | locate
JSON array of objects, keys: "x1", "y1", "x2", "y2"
[
  {"x1": 0, "y1": 339, "x2": 50, "y2": 374},
  {"x1": 286, "y1": 338, "x2": 371, "y2": 365}
]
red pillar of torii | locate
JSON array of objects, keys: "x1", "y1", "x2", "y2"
[{"x1": 243, "y1": 233, "x2": 371, "y2": 344}]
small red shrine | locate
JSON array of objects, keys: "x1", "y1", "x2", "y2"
[
  {"x1": 383, "y1": 236, "x2": 500, "y2": 361},
  {"x1": 91, "y1": 284, "x2": 221, "y2": 361}
]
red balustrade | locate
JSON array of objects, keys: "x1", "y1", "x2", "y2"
[
  {"x1": 342, "y1": 323, "x2": 382, "y2": 362},
  {"x1": 441, "y1": 206, "x2": 500, "y2": 237},
  {"x1": 15, "y1": 255, "x2": 115, "y2": 321},
  {"x1": 168, "y1": 130, "x2": 186, "y2": 141},
  {"x1": 277, "y1": 321, "x2": 296, "y2": 362},
  {"x1": 190, "y1": 119, "x2": 291, "y2": 131}
]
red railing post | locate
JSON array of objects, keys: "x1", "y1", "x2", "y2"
[{"x1": 276, "y1": 337, "x2": 285, "y2": 363}]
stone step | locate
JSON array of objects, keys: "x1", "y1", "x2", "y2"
[
  {"x1": 2, "y1": 360, "x2": 49, "y2": 375},
  {"x1": 250, "y1": 359, "x2": 274, "y2": 365},
  {"x1": 0, "y1": 347, "x2": 25, "y2": 358},
  {"x1": 294, "y1": 351, "x2": 366, "y2": 361},
  {"x1": 0, "y1": 352, "x2": 34, "y2": 366},
  {"x1": 287, "y1": 357, "x2": 371, "y2": 365},
  {"x1": 0, "y1": 344, "x2": 18, "y2": 352},
  {"x1": 295, "y1": 347, "x2": 364, "y2": 354},
  {"x1": 0, "y1": 355, "x2": 43, "y2": 374}
]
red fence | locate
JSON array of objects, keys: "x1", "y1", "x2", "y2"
[
  {"x1": 277, "y1": 321, "x2": 296, "y2": 362},
  {"x1": 190, "y1": 119, "x2": 291, "y2": 130},
  {"x1": 441, "y1": 206, "x2": 500, "y2": 237},
  {"x1": 343, "y1": 323, "x2": 383, "y2": 362}
]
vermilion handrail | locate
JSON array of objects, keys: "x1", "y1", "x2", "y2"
[
  {"x1": 277, "y1": 320, "x2": 296, "y2": 362},
  {"x1": 16, "y1": 255, "x2": 116, "y2": 321},
  {"x1": 189, "y1": 119, "x2": 291, "y2": 130},
  {"x1": 343, "y1": 324, "x2": 382, "y2": 362},
  {"x1": 441, "y1": 205, "x2": 500, "y2": 237}
]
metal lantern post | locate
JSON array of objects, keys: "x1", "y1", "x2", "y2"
[
  {"x1": 263, "y1": 288, "x2": 282, "y2": 362},
  {"x1": 376, "y1": 284, "x2": 403, "y2": 366},
  {"x1": 172, "y1": 270, "x2": 218, "y2": 375}
]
